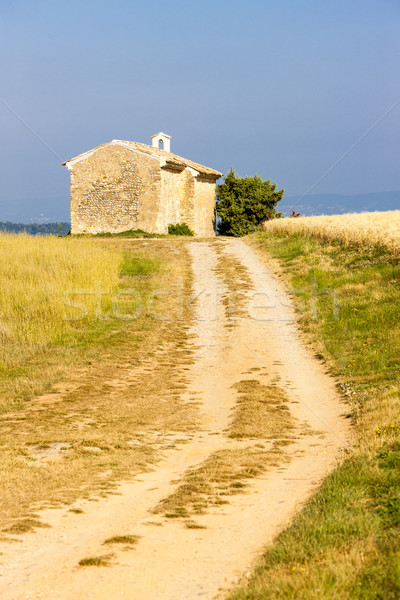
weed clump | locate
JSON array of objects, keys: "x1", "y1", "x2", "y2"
[
  {"x1": 78, "y1": 555, "x2": 112, "y2": 567},
  {"x1": 168, "y1": 223, "x2": 194, "y2": 236},
  {"x1": 103, "y1": 534, "x2": 140, "y2": 545}
]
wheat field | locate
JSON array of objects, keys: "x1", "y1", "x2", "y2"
[
  {"x1": 263, "y1": 210, "x2": 400, "y2": 252},
  {"x1": 0, "y1": 234, "x2": 121, "y2": 369}
]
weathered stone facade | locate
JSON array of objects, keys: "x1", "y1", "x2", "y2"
[{"x1": 63, "y1": 136, "x2": 222, "y2": 236}]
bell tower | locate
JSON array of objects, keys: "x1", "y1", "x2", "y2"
[{"x1": 151, "y1": 132, "x2": 171, "y2": 153}]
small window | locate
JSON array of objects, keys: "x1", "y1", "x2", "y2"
[{"x1": 159, "y1": 139, "x2": 164, "y2": 150}]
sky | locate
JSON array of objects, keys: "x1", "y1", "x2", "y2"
[{"x1": 0, "y1": 0, "x2": 399, "y2": 222}]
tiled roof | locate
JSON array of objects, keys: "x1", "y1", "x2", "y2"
[{"x1": 62, "y1": 140, "x2": 223, "y2": 178}]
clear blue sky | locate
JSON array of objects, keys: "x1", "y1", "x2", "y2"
[{"x1": 0, "y1": 0, "x2": 399, "y2": 221}]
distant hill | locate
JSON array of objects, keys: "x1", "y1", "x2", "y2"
[
  {"x1": 279, "y1": 191, "x2": 400, "y2": 217},
  {"x1": 0, "y1": 222, "x2": 71, "y2": 236}
]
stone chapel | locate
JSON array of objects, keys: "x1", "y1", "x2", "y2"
[{"x1": 62, "y1": 133, "x2": 222, "y2": 236}]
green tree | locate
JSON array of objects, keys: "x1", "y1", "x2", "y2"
[{"x1": 216, "y1": 168, "x2": 284, "y2": 236}]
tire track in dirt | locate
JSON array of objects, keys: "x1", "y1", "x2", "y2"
[{"x1": 0, "y1": 239, "x2": 350, "y2": 600}]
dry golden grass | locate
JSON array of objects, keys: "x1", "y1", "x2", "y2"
[
  {"x1": 154, "y1": 375, "x2": 296, "y2": 523},
  {"x1": 78, "y1": 554, "x2": 113, "y2": 567},
  {"x1": 103, "y1": 534, "x2": 140, "y2": 546},
  {"x1": 0, "y1": 234, "x2": 121, "y2": 369},
  {"x1": 0, "y1": 237, "x2": 199, "y2": 535},
  {"x1": 213, "y1": 242, "x2": 254, "y2": 325},
  {"x1": 262, "y1": 210, "x2": 400, "y2": 252},
  {"x1": 0, "y1": 234, "x2": 124, "y2": 413},
  {"x1": 229, "y1": 380, "x2": 296, "y2": 440},
  {"x1": 153, "y1": 443, "x2": 287, "y2": 522}
]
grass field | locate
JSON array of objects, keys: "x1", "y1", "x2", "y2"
[
  {"x1": 229, "y1": 228, "x2": 400, "y2": 599},
  {"x1": 2, "y1": 226, "x2": 399, "y2": 595},
  {"x1": 0, "y1": 234, "x2": 122, "y2": 412},
  {"x1": 262, "y1": 210, "x2": 400, "y2": 252},
  {"x1": 0, "y1": 234, "x2": 197, "y2": 534}
]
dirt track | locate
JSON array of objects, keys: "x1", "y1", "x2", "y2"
[{"x1": 0, "y1": 239, "x2": 350, "y2": 600}]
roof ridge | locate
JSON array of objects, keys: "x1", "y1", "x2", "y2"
[{"x1": 63, "y1": 140, "x2": 223, "y2": 178}]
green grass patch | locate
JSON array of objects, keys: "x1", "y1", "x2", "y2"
[
  {"x1": 228, "y1": 233, "x2": 400, "y2": 599},
  {"x1": 94, "y1": 229, "x2": 163, "y2": 238},
  {"x1": 120, "y1": 253, "x2": 160, "y2": 277}
]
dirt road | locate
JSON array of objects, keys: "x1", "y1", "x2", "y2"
[{"x1": 0, "y1": 239, "x2": 349, "y2": 599}]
